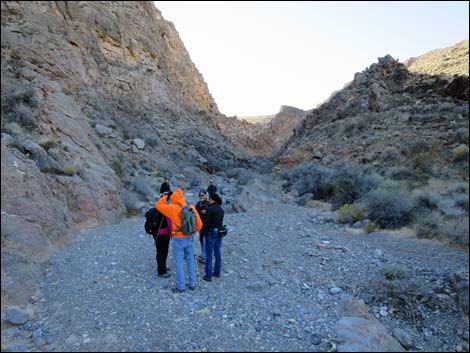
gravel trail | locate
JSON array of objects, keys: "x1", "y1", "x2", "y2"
[{"x1": 9, "y1": 205, "x2": 468, "y2": 352}]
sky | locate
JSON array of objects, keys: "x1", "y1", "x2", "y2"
[{"x1": 154, "y1": 1, "x2": 469, "y2": 117}]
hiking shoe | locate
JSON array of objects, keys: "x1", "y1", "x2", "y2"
[
  {"x1": 189, "y1": 285, "x2": 196, "y2": 291},
  {"x1": 203, "y1": 275, "x2": 212, "y2": 282},
  {"x1": 212, "y1": 273, "x2": 220, "y2": 278},
  {"x1": 198, "y1": 258, "x2": 206, "y2": 264},
  {"x1": 158, "y1": 273, "x2": 171, "y2": 278},
  {"x1": 171, "y1": 287, "x2": 185, "y2": 293}
]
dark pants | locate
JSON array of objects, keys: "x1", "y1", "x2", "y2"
[
  {"x1": 205, "y1": 230, "x2": 222, "y2": 278},
  {"x1": 153, "y1": 234, "x2": 170, "y2": 275}
]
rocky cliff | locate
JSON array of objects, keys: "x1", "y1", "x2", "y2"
[
  {"x1": 1, "y1": 1, "x2": 255, "y2": 309},
  {"x1": 276, "y1": 55, "x2": 469, "y2": 181},
  {"x1": 405, "y1": 40, "x2": 469, "y2": 77}
]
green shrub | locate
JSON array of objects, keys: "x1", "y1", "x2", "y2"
[
  {"x1": 452, "y1": 144, "x2": 469, "y2": 162},
  {"x1": 39, "y1": 139, "x2": 58, "y2": 151},
  {"x1": 364, "y1": 186, "x2": 412, "y2": 228},
  {"x1": 415, "y1": 211, "x2": 444, "y2": 239},
  {"x1": 337, "y1": 204, "x2": 366, "y2": 224},
  {"x1": 111, "y1": 159, "x2": 124, "y2": 178},
  {"x1": 381, "y1": 264, "x2": 410, "y2": 280},
  {"x1": 331, "y1": 162, "x2": 382, "y2": 209},
  {"x1": 1, "y1": 88, "x2": 37, "y2": 131},
  {"x1": 63, "y1": 165, "x2": 77, "y2": 176},
  {"x1": 412, "y1": 190, "x2": 441, "y2": 209},
  {"x1": 363, "y1": 221, "x2": 379, "y2": 233}
]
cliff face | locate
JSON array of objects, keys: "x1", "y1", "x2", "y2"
[
  {"x1": 1, "y1": 1, "x2": 251, "y2": 309},
  {"x1": 405, "y1": 40, "x2": 469, "y2": 77},
  {"x1": 275, "y1": 55, "x2": 469, "y2": 180}
]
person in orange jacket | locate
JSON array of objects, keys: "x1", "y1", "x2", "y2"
[{"x1": 156, "y1": 189, "x2": 202, "y2": 293}]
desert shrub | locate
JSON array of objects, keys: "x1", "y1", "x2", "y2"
[
  {"x1": 110, "y1": 159, "x2": 124, "y2": 178},
  {"x1": 363, "y1": 221, "x2": 379, "y2": 233},
  {"x1": 382, "y1": 146, "x2": 400, "y2": 161},
  {"x1": 452, "y1": 144, "x2": 469, "y2": 162},
  {"x1": 1, "y1": 88, "x2": 37, "y2": 130},
  {"x1": 438, "y1": 199, "x2": 465, "y2": 217},
  {"x1": 438, "y1": 217, "x2": 469, "y2": 245},
  {"x1": 381, "y1": 264, "x2": 410, "y2": 280},
  {"x1": 331, "y1": 162, "x2": 382, "y2": 209},
  {"x1": 412, "y1": 189, "x2": 441, "y2": 209},
  {"x1": 282, "y1": 161, "x2": 334, "y2": 199},
  {"x1": 337, "y1": 204, "x2": 366, "y2": 224},
  {"x1": 454, "y1": 194, "x2": 469, "y2": 212},
  {"x1": 364, "y1": 186, "x2": 412, "y2": 228},
  {"x1": 415, "y1": 211, "x2": 444, "y2": 239},
  {"x1": 447, "y1": 182, "x2": 469, "y2": 195},
  {"x1": 39, "y1": 139, "x2": 58, "y2": 151},
  {"x1": 63, "y1": 165, "x2": 77, "y2": 176},
  {"x1": 388, "y1": 167, "x2": 414, "y2": 180}
]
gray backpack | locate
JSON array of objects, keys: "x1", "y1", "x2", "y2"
[{"x1": 177, "y1": 205, "x2": 196, "y2": 235}]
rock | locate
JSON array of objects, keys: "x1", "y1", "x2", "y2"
[
  {"x1": 330, "y1": 287, "x2": 342, "y2": 295},
  {"x1": 392, "y1": 328, "x2": 413, "y2": 349},
  {"x1": 336, "y1": 295, "x2": 404, "y2": 352},
  {"x1": 6, "y1": 306, "x2": 30, "y2": 325},
  {"x1": 310, "y1": 333, "x2": 322, "y2": 345},
  {"x1": 133, "y1": 138, "x2": 145, "y2": 149},
  {"x1": 373, "y1": 249, "x2": 383, "y2": 259},
  {"x1": 95, "y1": 124, "x2": 113, "y2": 136}
]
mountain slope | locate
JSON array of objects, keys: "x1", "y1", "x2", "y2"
[
  {"x1": 1, "y1": 1, "x2": 254, "y2": 309},
  {"x1": 405, "y1": 40, "x2": 469, "y2": 77}
]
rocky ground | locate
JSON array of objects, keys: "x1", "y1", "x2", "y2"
[{"x1": 1, "y1": 201, "x2": 468, "y2": 352}]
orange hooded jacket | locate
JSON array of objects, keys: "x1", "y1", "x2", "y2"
[{"x1": 155, "y1": 189, "x2": 202, "y2": 238}]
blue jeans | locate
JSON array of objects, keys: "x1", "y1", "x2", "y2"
[
  {"x1": 205, "y1": 230, "x2": 222, "y2": 278},
  {"x1": 199, "y1": 231, "x2": 207, "y2": 260},
  {"x1": 172, "y1": 237, "x2": 197, "y2": 290}
]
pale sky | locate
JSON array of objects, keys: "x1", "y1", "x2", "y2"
[{"x1": 154, "y1": 1, "x2": 469, "y2": 117}]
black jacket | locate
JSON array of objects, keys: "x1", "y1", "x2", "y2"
[
  {"x1": 160, "y1": 182, "x2": 171, "y2": 194},
  {"x1": 202, "y1": 202, "x2": 224, "y2": 233},
  {"x1": 207, "y1": 184, "x2": 217, "y2": 195}
]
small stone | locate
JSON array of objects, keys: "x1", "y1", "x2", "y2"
[
  {"x1": 373, "y1": 249, "x2": 383, "y2": 259},
  {"x1": 462, "y1": 331, "x2": 469, "y2": 341},
  {"x1": 133, "y1": 138, "x2": 145, "y2": 149},
  {"x1": 330, "y1": 287, "x2": 342, "y2": 295},
  {"x1": 310, "y1": 333, "x2": 322, "y2": 345},
  {"x1": 379, "y1": 309, "x2": 388, "y2": 317},
  {"x1": 6, "y1": 307, "x2": 30, "y2": 325}
]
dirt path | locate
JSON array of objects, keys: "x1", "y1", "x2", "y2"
[{"x1": 2, "y1": 205, "x2": 468, "y2": 352}]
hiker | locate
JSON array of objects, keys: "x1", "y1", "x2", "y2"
[
  {"x1": 156, "y1": 189, "x2": 202, "y2": 293},
  {"x1": 191, "y1": 177, "x2": 200, "y2": 196},
  {"x1": 160, "y1": 177, "x2": 171, "y2": 194},
  {"x1": 207, "y1": 179, "x2": 217, "y2": 195},
  {"x1": 195, "y1": 190, "x2": 209, "y2": 264},
  {"x1": 153, "y1": 207, "x2": 172, "y2": 278},
  {"x1": 202, "y1": 193, "x2": 225, "y2": 282}
]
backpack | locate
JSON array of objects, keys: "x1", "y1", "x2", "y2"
[
  {"x1": 177, "y1": 205, "x2": 196, "y2": 235},
  {"x1": 144, "y1": 208, "x2": 164, "y2": 235}
]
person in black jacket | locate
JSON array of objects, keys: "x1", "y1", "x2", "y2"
[
  {"x1": 195, "y1": 190, "x2": 209, "y2": 263},
  {"x1": 159, "y1": 177, "x2": 171, "y2": 194},
  {"x1": 202, "y1": 193, "x2": 224, "y2": 282},
  {"x1": 207, "y1": 179, "x2": 217, "y2": 195}
]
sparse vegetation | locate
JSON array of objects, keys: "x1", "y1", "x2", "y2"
[
  {"x1": 364, "y1": 185, "x2": 412, "y2": 228},
  {"x1": 452, "y1": 144, "x2": 469, "y2": 162},
  {"x1": 39, "y1": 139, "x2": 58, "y2": 151},
  {"x1": 63, "y1": 165, "x2": 77, "y2": 176},
  {"x1": 363, "y1": 221, "x2": 379, "y2": 233},
  {"x1": 111, "y1": 159, "x2": 124, "y2": 178},
  {"x1": 1, "y1": 88, "x2": 37, "y2": 131},
  {"x1": 337, "y1": 204, "x2": 366, "y2": 224},
  {"x1": 381, "y1": 263, "x2": 410, "y2": 280}
]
